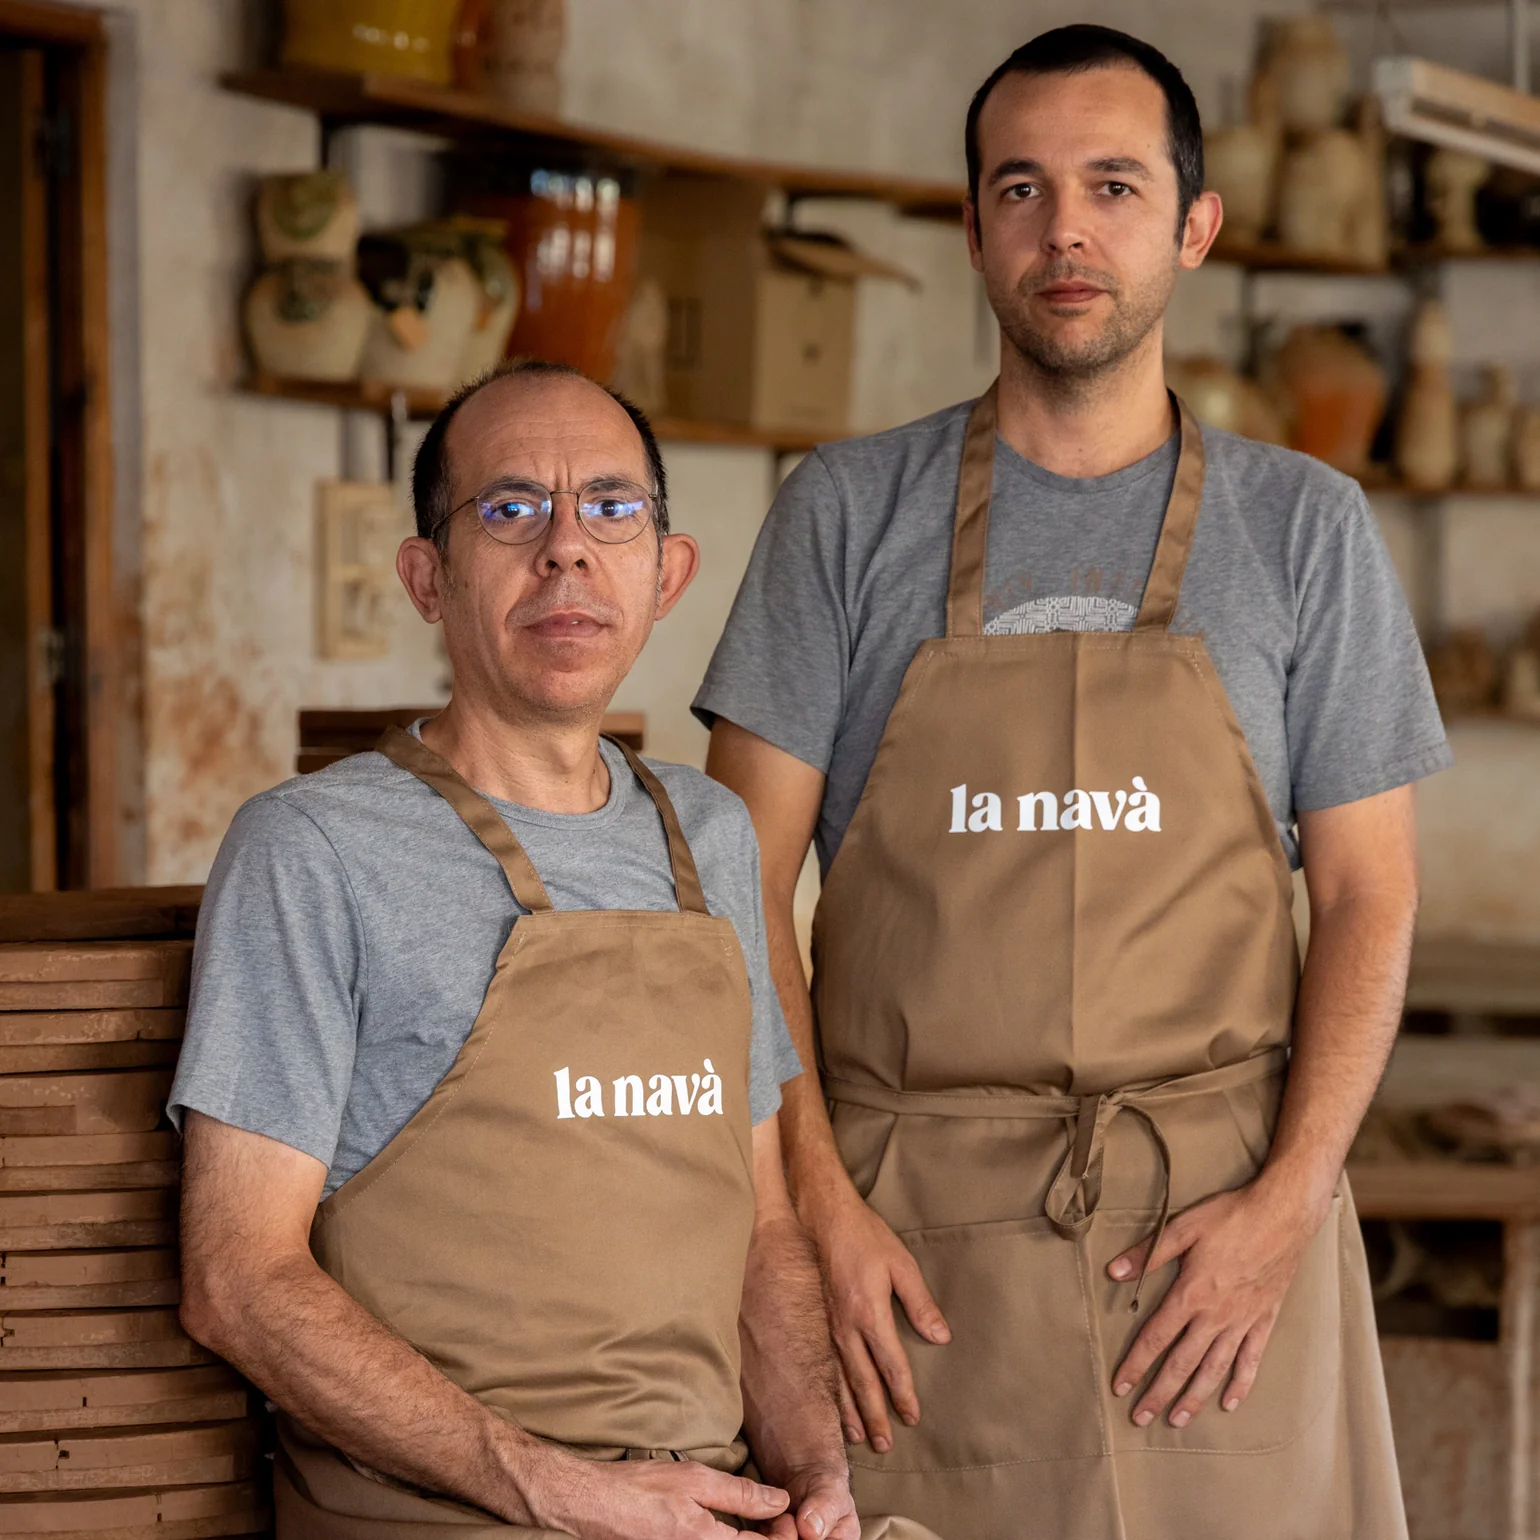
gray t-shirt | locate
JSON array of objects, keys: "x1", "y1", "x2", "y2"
[
  {"x1": 694, "y1": 400, "x2": 1451, "y2": 874},
  {"x1": 169, "y1": 736, "x2": 801, "y2": 1197}
]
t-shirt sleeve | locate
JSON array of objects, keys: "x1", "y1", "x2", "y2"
[
  {"x1": 732, "y1": 815, "x2": 804, "y2": 1125},
  {"x1": 168, "y1": 794, "x2": 365, "y2": 1172},
  {"x1": 692, "y1": 449, "x2": 850, "y2": 772},
  {"x1": 1287, "y1": 485, "x2": 1453, "y2": 811}
]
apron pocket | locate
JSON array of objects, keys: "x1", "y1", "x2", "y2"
[
  {"x1": 1096, "y1": 1192, "x2": 1344, "y2": 1455},
  {"x1": 851, "y1": 1214, "x2": 1106, "y2": 1473}
]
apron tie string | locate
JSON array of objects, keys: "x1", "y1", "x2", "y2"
[{"x1": 1043, "y1": 1095, "x2": 1174, "y2": 1312}]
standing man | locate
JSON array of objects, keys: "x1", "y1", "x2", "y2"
[
  {"x1": 700, "y1": 27, "x2": 1447, "y2": 1540},
  {"x1": 171, "y1": 363, "x2": 876, "y2": 1539}
]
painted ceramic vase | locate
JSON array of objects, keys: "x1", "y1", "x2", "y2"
[
  {"x1": 1426, "y1": 147, "x2": 1491, "y2": 254},
  {"x1": 1461, "y1": 364, "x2": 1516, "y2": 489},
  {"x1": 485, "y1": 0, "x2": 565, "y2": 114},
  {"x1": 257, "y1": 172, "x2": 360, "y2": 265},
  {"x1": 1272, "y1": 325, "x2": 1386, "y2": 475},
  {"x1": 1397, "y1": 300, "x2": 1458, "y2": 492},
  {"x1": 245, "y1": 260, "x2": 373, "y2": 382},
  {"x1": 1258, "y1": 17, "x2": 1352, "y2": 134},
  {"x1": 281, "y1": 0, "x2": 460, "y2": 85},
  {"x1": 357, "y1": 233, "x2": 483, "y2": 392},
  {"x1": 1277, "y1": 130, "x2": 1368, "y2": 259},
  {"x1": 455, "y1": 224, "x2": 522, "y2": 380},
  {"x1": 1205, "y1": 124, "x2": 1278, "y2": 245}
]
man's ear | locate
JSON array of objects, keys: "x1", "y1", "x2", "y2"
[
  {"x1": 654, "y1": 532, "x2": 701, "y2": 620},
  {"x1": 397, "y1": 536, "x2": 449, "y2": 623},
  {"x1": 1180, "y1": 189, "x2": 1224, "y2": 271},
  {"x1": 964, "y1": 198, "x2": 984, "y2": 273}
]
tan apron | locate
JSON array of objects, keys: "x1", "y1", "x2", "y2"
[
  {"x1": 275, "y1": 728, "x2": 758, "y2": 1537},
  {"x1": 811, "y1": 386, "x2": 1407, "y2": 1540}
]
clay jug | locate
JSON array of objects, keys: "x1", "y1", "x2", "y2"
[
  {"x1": 245, "y1": 260, "x2": 373, "y2": 382},
  {"x1": 1514, "y1": 406, "x2": 1540, "y2": 491},
  {"x1": 257, "y1": 171, "x2": 360, "y2": 265},
  {"x1": 1348, "y1": 96, "x2": 1390, "y2": 269},
  {"x1": 1397, "y1": 301, "x2": 1458, "y2": 492},
  {"x1": 1461, "y1": 364, "x2": 1516, "y2": 489},
  {"x1": 1426, "y1": 148, "x2": 1490, "y2": 254},
  {"x1": 1277, "y1": 130, "x2": 1367, "y2": 258},
  {"x1": 486, "y1": 0, "x2": 565, "y2": 114},
  {"x1": 1206, "y1": 123, "x2": 1279, "y2": 246},
  {"x1": 358, "y1": 231, "x2": 483, "y2": 392},
  {"x1": 1259, "y1": 17, "x2": 1351, "y2": 133},
  {"x1": 1166, "y1": 356, "x2": 1287, "y2": 444},
  {"x1": 1272, "y1": 325, "x2": 1386, "y2": 475}
]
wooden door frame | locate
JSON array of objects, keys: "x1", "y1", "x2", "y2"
[{"x1": 0, "y1": 0, "x2": 127, "y2": 887}]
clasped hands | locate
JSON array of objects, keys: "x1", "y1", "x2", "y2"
[{"x1": 814, "y1": 1171, "x2": 1330, "y2": 1450}]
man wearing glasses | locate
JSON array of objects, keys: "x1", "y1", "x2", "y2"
[{"x1": 170, "y1": 362, "x2": 906, "y2": 1539}]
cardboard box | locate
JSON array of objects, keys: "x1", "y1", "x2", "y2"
[{"x1": 637, "y1": 177, "x2": 917, "y2": 438}]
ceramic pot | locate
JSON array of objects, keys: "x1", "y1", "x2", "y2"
[
  {"x1": 1514, "y1": 406, "x2": 1540, "y2": 491},
  {"x1": 462, "y1": 165, "x2": 639, "y2": 382},
  {"x1": 1272, "y1": 325, "x2": 1386, "y2": 475},
  {"x1": 257, "y1": 172, "x2": 360, "y2": 265},
  {"x1": 1349, "y1": 96, "x2": 1390, "y2": 269},
  {"x1": 1461, "y1": 364, "x2": 1516, "y2": 488},
  {"x1": 1205, "y1": 124, "x2": 1278, "y2": 245},
  {"x1": 357, "y1": 233, "x2": 483, "y2": 391},
  {"x1": 245, "y1": 260, "x2": 373, "y2": 382},
  {"x1": 1426, "y1": 147, "x2": 1490, "y2": 253},
  {"x1": 1258, "y1": 17, "x2": 1352, "y2": 134},
  {"x1": 1408, "y1": 298, "x2": 1455, "y2": 368},
  {"x1": 1277, "y1": 130, "x2": 1367, "y2": 259},
  {"x1": 455, "y1": 225, "x2": 522, "y2": 381},
  {"x1": 1427, "y1": 628, "x2": 1498, "y2": 716},
  {"x1": 1398, "y1": 369, "x2": 1459, "y2": 492},
  {"x1": 1165, "y1": 356, "x2": 1287, "y2": 444},
  {"x1": 485, "y1": 0, "x2": 564, "y2": 113},
  {"x1": 282, "y1": 0, "x2": 460, "y2": 84}
]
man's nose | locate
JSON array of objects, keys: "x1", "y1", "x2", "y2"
[
  {"x1": 534, "y1": 499, "x2": 591, "y2": 571},
  {"x1": 1040, "y1": 192, "x2": 1088, "y2": 256}
]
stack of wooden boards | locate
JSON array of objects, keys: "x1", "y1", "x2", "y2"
[{"x1": 0, "y1": 888, "x2": 268, "y2": 1540}]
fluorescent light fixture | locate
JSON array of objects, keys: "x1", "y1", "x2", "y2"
[{"x1": 1374, "y1": 56, "x2": 1540, "y2": 175}]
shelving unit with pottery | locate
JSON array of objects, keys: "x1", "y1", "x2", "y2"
[
  {"x1": 1185, "y1": 14, "x2": 1540, "y2": 732},
  {"x1": 225, "y1": 2, "x2": 965, "y2": 476}
]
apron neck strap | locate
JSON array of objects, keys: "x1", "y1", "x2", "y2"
[
  {"x1": 603, "y1": 736, "x2": 711, "y2": 917},
  {"x1": 376, "y1": 726, "x2": 713, "y2": 918},
  {"x1": 376, "y1": 727, "x2": 554, "y2": 913},
  {"x1": 944, "y1": 385, "x2": 1208, "y2": 639},
  {"x1": 944, "y1": 382, "x2": 999, "y2": 639},
  {"x1": 1133, "y1": 397, "x2": 1206, "y2": 633}
]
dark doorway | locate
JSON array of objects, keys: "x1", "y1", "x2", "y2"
[{"x1": 0, "y1": 2, "x2": 119, "y2": 890}]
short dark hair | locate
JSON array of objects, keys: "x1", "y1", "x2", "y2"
[
  {"x1": 411, "y1": 359, "x2": 670, "y2": 552},
  {"x1": 964, "y1": 25, "x2": 1204, "y2": 238}
]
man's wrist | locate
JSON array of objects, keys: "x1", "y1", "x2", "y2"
[
  {"x1": 1251, "y1": 1152, "x2": 1338, "y2": 1233},
  {"x1": 481, "y1": 1415, "x2": 570, "y2": 1527}
]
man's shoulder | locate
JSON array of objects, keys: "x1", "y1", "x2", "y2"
[
  {"x1": 634, "y1": 757, "x2": 759, "y2": 867},
  {"x1": 223, "y1": 751, "x2": 438, "y2": 862},
  {"x1": 1199, "y1": 425, "x2": 1362, "y2": 532}
]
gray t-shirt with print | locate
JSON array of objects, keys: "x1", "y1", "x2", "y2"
[
  {"x1": 694, "y1": 400, "x2": 1451, "y2": 874},
  {"x1": 169, "y1": 736, "x2": 801, "y2": 1197}
]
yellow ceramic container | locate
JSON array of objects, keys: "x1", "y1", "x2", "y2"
[{"x1": 282, "y1": 1, "x2": 460, "y2": 85}]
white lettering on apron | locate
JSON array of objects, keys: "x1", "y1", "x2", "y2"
[
  {"x1": 554, "y1": 1063, "x2": 727, "y2": 1120},
  {"x1": 955, "y1": 781, "x2": 1162, "y2": 834}
]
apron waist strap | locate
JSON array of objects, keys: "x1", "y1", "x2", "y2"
[{"x1": 825, "y1": 1048, "x2": 1287, "y2": 1312}]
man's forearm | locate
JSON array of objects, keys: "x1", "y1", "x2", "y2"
[
  {"x1": 1260, "y1": 886, "x2": 1417, "y2": 1216},
  {"x1": 739, "y1": 1210, "x2": 847, "y2": 1486},
  {"x1": 182, "y1": 1250, "x2": 555, "y2": 1523}
]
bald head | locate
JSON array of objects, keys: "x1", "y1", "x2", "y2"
[{"x1": 411, "y1": 361, "x2": 669, "y2": 552}]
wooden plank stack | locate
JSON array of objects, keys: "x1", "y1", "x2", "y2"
[{"x1": 0, "y1": 892, "x2": 269, "y2": 1540}]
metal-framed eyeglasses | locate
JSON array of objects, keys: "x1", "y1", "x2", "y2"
[{"x1": 448, "y1": 478, "x2": 658, "y2": 546}]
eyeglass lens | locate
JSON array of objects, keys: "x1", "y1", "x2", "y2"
[{"x1": 476, "y1": 480, "x2": 654, "y2": 545}]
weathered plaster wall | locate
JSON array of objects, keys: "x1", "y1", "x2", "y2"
[{"x1": 71, "y1": 0, "x2": 1540, "y2": 944}]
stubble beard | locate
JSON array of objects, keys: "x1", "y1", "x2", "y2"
[{"x1": 990, "y1": 257, "x2": 1176, "y2": 400}]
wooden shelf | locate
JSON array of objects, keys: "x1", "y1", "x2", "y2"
[
  {"x1": 222, "y1": 68, "x2": 966, "y2": 220},
  {"x1": 1209, "y1": 240, "x2": 1393, "y2": 277},
  {"x1": 243, "y1": 372, "x2": 835, "y2": 454},
  {"x1": 1348, "y1": 1161, "x2": 1540, "y2": 1221}
]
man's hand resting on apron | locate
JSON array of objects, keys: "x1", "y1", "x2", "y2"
[
  {"x1": 1106, "y1": 788, "x2": 1420, "y2": 1432},
  {"x1": 525, "y1": 1459, "x2": 792, "y2": 1539}
]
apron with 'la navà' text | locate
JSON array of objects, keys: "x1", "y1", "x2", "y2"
[{"x1": 811, "y1": 386, "x2": 1408, "y2": 1540}]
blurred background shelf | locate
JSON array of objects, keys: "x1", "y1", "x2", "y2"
[
  {"x1": 221, "y1": 68, "x2": 967, "y2": 219},
  {"x1": 243, "y1": 372, "x2": 833, "y2": 454}
]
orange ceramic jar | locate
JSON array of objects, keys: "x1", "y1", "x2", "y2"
[{"x1": 282, "y1": 0, "x2": 460, "y2": 85}]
